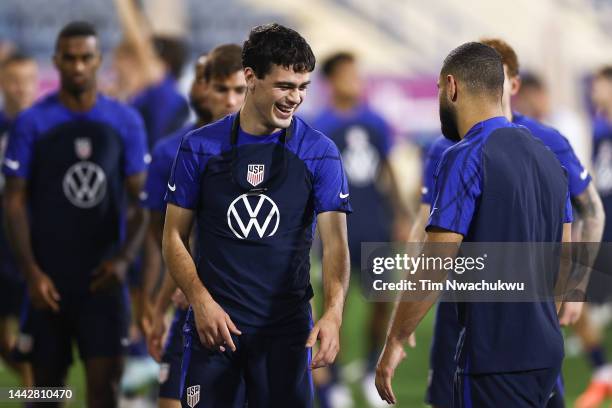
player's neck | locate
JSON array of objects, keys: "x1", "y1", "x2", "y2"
[
  {"x1": 2, "y1": 101, "x2": 22, "y2": 119},
  {"x1": 331, "y1": 95, "x2": 359, "y2": 112},
  {"x1": 58, "y1": 88, "x2": 97, "y2": 113},
  {"x1": 502, "y1": 97, "x2": 513, "y2": 122},
  {"x1": 239, "y1": 101, "x2": 280, "y2": 136},
  {"x1": 458, "y1": 104, "x2": 505, "y2": 139}
]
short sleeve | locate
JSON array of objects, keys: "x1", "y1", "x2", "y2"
[
  {"x1": 165, "y1": 132, "x2": 205, "y2": 209},
  {"x1": 426, "y1": 146, "x2": 482, "y2": 236},
  {"x1": 2, "y1": 114, "x2": 35, "y2": 179},
  {"x1": 313, "y1": 141, "x2": 352, "y2": 214},
  {"x1": 122, "y1": 110, "x2": 149, "y2": 176},
  {"x1": 142, "y1": 143, "x2": 172, "y2": 212},
  {"x1": 554, "y1": 135, "x2": 591, "y2": 197}
]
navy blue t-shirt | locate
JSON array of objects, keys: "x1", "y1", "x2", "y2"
[
  {"x1": 422, "y1": 114, "x2": 590, "y2": 205},
  {"x1": 427, "y1": 116, "x2": 572, "y2": 374},
  {"x1": 131, "y1": 74, "x2": 189, "y2": 150},
  {"x1": 312, "y1": 105, "x2": 392, "y2": 264},
  {"x1": 142, "y1": 123, "x2": 196, "y2": 212},
  {"x1": 166, "y1": 113, "x2": 352, "y2": 334},
  {"x1": 0, "y1": 111, "x2": 19, "y2": 281},
  {"x1": 2, "y1": 93, "x2": 148, "y2": 294}
]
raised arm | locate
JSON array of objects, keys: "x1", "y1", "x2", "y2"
[{"x1": 113, "y1": 0, "x2": 164, "y2": 83}]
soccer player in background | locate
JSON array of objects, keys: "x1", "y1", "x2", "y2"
[
  {"x1": 163, "y1": 23, "x2": 351, "y2": 407},
  {"x1": 142, "y1": 43, "x2": 246, "y2": 408},
  {"x1": 113, "y1": 0, "x2": 189, "y2": 148},
  {"x1": 376, "y1": 42, "x2": 572, "y2": 407},
  {"x1": 2, "y1": 22, "x2": 148, "y2": 408},
  {"x1": 411, "y1": 38, "x2": 605, "y2": 408},
  {"x1": 0, "y1": 52, "x2": 38, "y2": 387},
  {"x1": 312, "y1": 51, "x2": 410, "y2": 407}
]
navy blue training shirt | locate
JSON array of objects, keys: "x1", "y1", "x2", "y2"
[
  {"x1": 131, "y1": 74, "x2": 189, "y2": 150},
  {"x1": 427, "y1": 116, "x2": 572, "y2": 374},
  {"x1": 166, "y1": 113, "x2": 352, "y2": 334},
  {"x1": 312, "y1": 105, "x2": 392, "y2": 264},
  {"x1": 421, "y1": 136, "x2": 454, "y2": 205},
  {"x1": 2, "y1": 93, "x2": 148, "y2": 294},
  {"x1": 142, "y1": 123, "x2": 196, "y2": 212}
]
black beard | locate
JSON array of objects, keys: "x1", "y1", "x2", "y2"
[{"x1": 439, "y1": 102, "x2": 461, "y2": 142}]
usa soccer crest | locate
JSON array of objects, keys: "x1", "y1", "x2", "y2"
[
  {"x1": 246, "y1": 164, "x2": 265, "y2": 187},
  {"x1": 186, "y1": 385, "x2": 200, "y2": 407},
  {"x1": 74, "y1": 138, "x2": 92, "y2": 160}
]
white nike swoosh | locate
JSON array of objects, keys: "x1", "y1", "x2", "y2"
[
  {"x1": 430, "y1": 207, "x2": 438, "y2": 216},
  {"x1": 168, "y1": 183, "x2": 176, "y2": 192},
  {"x1": 4, "y1": 158, "x2": 19, "y2": 170},
  {"x1": 339, "y1": 192, "x2": 349, "y2": 199},
  {"x1": 580, "y1": 169, "x2": 588, "y2": 180}
]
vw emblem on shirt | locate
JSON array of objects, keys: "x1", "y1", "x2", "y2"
[
  {"x1": 227, "y1": 193, "x2": 280, "y2": 239},
  {"x1": 62, "y1": 161, "x2": 107, "y2": 208},
  {"x1": 342, "y1": 126, "x2": 379, "y2": 187}
]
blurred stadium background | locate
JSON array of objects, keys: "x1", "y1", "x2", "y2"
[{"x1": 2, "y1": 0, "x2": 612, "y2": 406}]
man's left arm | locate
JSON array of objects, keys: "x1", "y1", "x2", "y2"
[
  {"x1": 306, "y1": 211, "x2": 350, "y2": 369},
  {"x1": 90, "y1": 172, "x2": 149, "y2": 292}
]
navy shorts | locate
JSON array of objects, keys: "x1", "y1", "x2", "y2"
[
  {"x1": 159, "y1": 308, "x2": 188, "y2": 400},
  {"x1": 180, "y1": 321, "x2": 314, "y2": 408},
  {"x1": 453, "y1": 365, "x2": 561, "y2": 408},
  {"x1": 546, "y1": 375, "x2": 565, "y2": 408},
  {"x1": 17, "y1": 286, "x2": 130, "y2": 368},
  {"x1": 426, "y1": 302, "x2": 461, "y2": 407}
]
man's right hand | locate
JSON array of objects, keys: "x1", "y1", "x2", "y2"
[
  {"x1": 192, "y1": 295, "x2": 241, "y2": 352},
  {"x1": 26, "y1": 265, "x2": 60, "y2": 312},
  {"x1": 145, "y1": 309, "x2": 167, "y2": 362}
]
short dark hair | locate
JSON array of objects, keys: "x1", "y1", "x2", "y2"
[
  {"x1": 153, "y1": 35, "x2": 188, "y2": 79},
  {"x1": 55, "y1": 21, "x2": 97, "y2": 51},
  {"x1": 519, "y1": 71, "x2": 546, "y2": 91},
  {"x1": 596, "y1": 66, "x2": 612, "y2": 81},
  {"x1": 441, "y1": 42, "x2": 504, "y2": 99},
  {"x1": 204, "y1": 44, "x2": 243, "y2": 82},
  {"x1": 321, "y1": 51, "x2": 355, "y2": 78},
  {"x1": 0, "y1": 52, "x2": 34, "y2": 70},
  {"x1": 242, "y1": 23, "x2": 315, "y2": 78},
  {"x1": 480, "y1": 38, "x2": 519, "y2": 77}
]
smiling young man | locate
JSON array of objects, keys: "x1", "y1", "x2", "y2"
[
  {"x1": 162, "y1": 24, "x2": 351, "y2": 407},
  {"x1": 2, "y1": 22, "x2": 148, "y2": 408}
]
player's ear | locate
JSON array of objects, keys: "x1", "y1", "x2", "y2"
[
  {"x1": 446, "y1": 75, "x2": 458, "y2": 102},
  {"x1": 244, "y1": 67, "x2": 257, "y2": 92},
  {"x1": 510, "y1": 76, "x2": 521, "y2": 96}
]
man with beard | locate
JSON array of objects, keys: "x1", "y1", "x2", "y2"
[
  {"x1": 2, "y1": 22, "x2": 148, "y2": 408},
  {"x1": 413, "y1": 38, "x2": 604, "y2": 408},
  {"x1": 375, "y1": 42, "x2": 572, "y2": 407},
  {"x1": 141, "y1": 44, "x2": 246, "y2": 408},
  {"x1": 163, "y1": 24, "x2": 351, "y2": 407}
]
